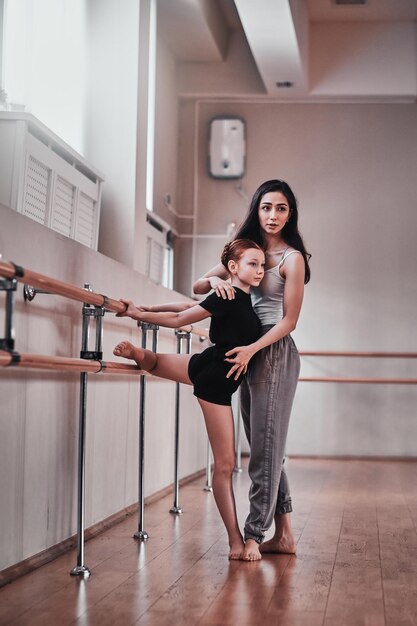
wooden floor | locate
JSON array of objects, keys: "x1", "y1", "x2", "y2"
[{"x1": 1, "y1": 458, "x2": 417, "y2": 626}]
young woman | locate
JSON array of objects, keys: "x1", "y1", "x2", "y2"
[
  {"x1": 193, "y1": 179, "x2": 311, "y2": 561},
  {"x1": 113, "y1": 239, "x2": 265, "y2": 560}
]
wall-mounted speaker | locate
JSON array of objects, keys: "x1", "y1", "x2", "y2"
[{"x1": 208, "y1": 116, "x2": 245, "y2": 179}]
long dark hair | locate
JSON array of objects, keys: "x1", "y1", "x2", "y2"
[{"x1": 235, "y1": 179, "x2": 311, "y2": 284}]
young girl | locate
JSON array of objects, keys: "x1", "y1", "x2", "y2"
[
  {"x1": 113, "y1": 239, "x2": 265, "y2": 560},
  {"x1": 193, "y1": 179, "x2": 311, "y2": 561}
]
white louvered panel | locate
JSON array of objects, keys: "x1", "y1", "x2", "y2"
[
  {"x1": 51, "y1": 176, "x2": 75, "y2": 236},
  {"x1": 23, "y1": 155, "x2": 51, "y2": 224},
  {"x1": 147, "y1": 237, "x2": 164, "y2": 284},
  {"x1": 74, "y1": 192, "x2": 96, "y2": 247}
]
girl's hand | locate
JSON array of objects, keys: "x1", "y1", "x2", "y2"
[
  {"x1": 116, "y1": 298, "x2": 139, "y2": 318},
  {"x1": 224, "y1": 346, "x2": 255, "y2": 380},
  {"x1": 209, "y1": 276, "x2": 235, "y2": 300}
]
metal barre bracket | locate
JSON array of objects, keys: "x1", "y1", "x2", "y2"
[
  {"x1": 175, "y1": 329, "x2": 190, "y2": 339},
  {"x1": 4, "y1": 351, "x2": 21, "y2": 366},
  {"x1": 10, "y1": 262, "x2": 24, "y2": 278},
  {"x1": 80, "y1": 350, "x2": 103, "y2": 360},
  {"x1": 23, "y1": 284, "x2": 53, "y2": 302},
  {"x1": 0, "y1": 278, "x2": 17, "y2": 351},
  {"x1": 139, "y1": 322, "x2": 159, "y2": 331}
]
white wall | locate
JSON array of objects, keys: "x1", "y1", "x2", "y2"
[
  {"x1": 177, "y1": 99, "x2": 417, "y2": 457},
  {"x1": 0, "y1": 204, "x2": 207, "y2": 572},
  {"x1": 310, "y1": 22, "x2": 417, "y2": 98}
]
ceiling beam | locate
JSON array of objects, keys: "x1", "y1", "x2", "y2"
[{"x1": 234, "y1": 0, "x2": 309, "y2": 95}]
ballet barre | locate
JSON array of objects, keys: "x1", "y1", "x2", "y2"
[
  {"x1": 299, "y1": 376, "x2": 417, "y2": 384},
  {"x1": 0, "y1": 350, "x2": 146, "y2": 373},
  {"x1": 0, "y1": 257, "x2": 207, "y2": 579},
  {"x1": 299, "y1": 350, "x2": 417, "y2": 358},
  {"x1": 298, "y1": 349, "x2": 417, "y2": 385},
  {"x1": 0, "y1": 258, "x2": 207, "y2": 338},
  {"x1": 232, "y1": 350, "x2": 417, "y2": 471}
]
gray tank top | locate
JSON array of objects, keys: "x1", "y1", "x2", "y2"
[{"x1": 251, "y1": 249, "x2": 300, "y2": 326}]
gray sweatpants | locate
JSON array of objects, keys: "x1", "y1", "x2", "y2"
[{"x1": 240, "y1": 330, "x2": 300, "y2": 544}]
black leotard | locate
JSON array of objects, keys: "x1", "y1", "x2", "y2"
[{"x1": 188, "y1": 287, "x2": 262, "y2": 406}]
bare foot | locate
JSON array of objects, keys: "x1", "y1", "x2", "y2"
[
  {"x1": 229, "y1": 538, "x2": 245, "y2": 560},
  {"x1": 259, "y1": 535, "x2": 297, "y2": 555},
  {"x1": 113, "y1": 341, "x2": 142, "y2": 362},
  {"x1": 242, "y1": 539, "x2": 262, "y2": 561}
]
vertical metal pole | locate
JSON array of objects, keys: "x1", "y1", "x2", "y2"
[
  {"x1": 134, "y1": 325, "x2": 148, "y2": 540},
  {"x1": 71, "y1": 285, "x2": 93, "y2": 578},
  {"x1": 151, "y1": 326, "x2": 158, "y2": 354},
  {"x1": 204, "y1": 439, "x2": 213, "y2": 492},
  {"x1": 234, "y1": 392, "x2": 243, "y2": 473},
  {"x1": 70, "y1": 371, "x2": 90, "y2": 578},
  {"x1": 170, "y1": 330, "x2": 190, "y2": 514},
  {"x1": 134, "y1": 322, "x2": 158, "y2": 540},
  {"x1": 95, "y1": 310, "x2": 103, "y2": 356}
]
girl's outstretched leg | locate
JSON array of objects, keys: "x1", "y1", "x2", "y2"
[
  {"x1": 114, "y1": 341, "x2": 192, "y2": 384},
  {"x1": 198, "y1": 398, "x2": 244, "y2": 560},
  {"x1": 113, "y1": 341, "x2": 157, "y2": 371}
]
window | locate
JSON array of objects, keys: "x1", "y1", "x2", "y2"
[{"x1": 146, "y1": 213, "x2": 174, "y2": 289}]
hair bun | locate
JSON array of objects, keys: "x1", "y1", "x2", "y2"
[{"x1": 221, "y1": 242, "x2": 232, "y2": 267}]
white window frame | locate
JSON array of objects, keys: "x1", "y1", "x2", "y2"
[{"x1": 145, "y1": 211, "x2": 174, "y2": 289}]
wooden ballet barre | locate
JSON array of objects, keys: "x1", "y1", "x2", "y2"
[
  {"x1": 299, "y1": 350, "x2": 417, "y2": 359},
  {"x1": 0, "y1": 259, "x2": 125, "y2": 312},
  {"x1": 1, "y1": 351, "x2": 416, "y2": 384},
  {"x1": 0, "y1": 350, "x2": 148, "y2": 375},
  {"x1": 0, "y1": 259, "x2": 208, "y2": 339},
  {"x1": 299, "y1": 376, "x2": 417, "y2": 384}
]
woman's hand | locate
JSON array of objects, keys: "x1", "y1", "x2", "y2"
[
  {"x1": 224, "y1": 346, "x2": 256, "y2": 380},
  {"x1": 116, "y1": 298, "x2": 140, "y2": 319},
  {"x1": 209, "y1": 276, "x2": 235, "y2": 300}
]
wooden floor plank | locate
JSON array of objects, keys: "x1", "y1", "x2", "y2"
[{"x1": 1, "y1": 458, "x2": 417, "y2": 626}]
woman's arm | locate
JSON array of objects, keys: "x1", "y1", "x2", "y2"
[
  {"x1": 193, "y1": 262, "x2": 235, "y2": 299},
  {"x1": 117, "y1": 299, "x2": 210, "y2": 328},
  {"x1": 225, "y1": 253, "x2": 305, "y2": 379}
]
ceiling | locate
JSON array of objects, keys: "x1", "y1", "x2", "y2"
[
  {"x1": 307, "y1": 0, "x2": 417, "y2": 22},
  {"x1": 158, "y1": 0, "x2": 417, "y2": 100}
]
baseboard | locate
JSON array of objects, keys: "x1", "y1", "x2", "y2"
[{"x1": 0, "y1": 467, "x2": 207, "y2": 588}]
